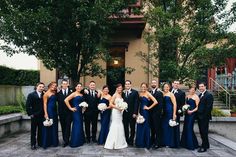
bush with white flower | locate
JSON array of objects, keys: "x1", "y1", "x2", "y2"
[
  {"x1": 169, "y1": 119, "x2": 179, "y2": 127},
  {"x1": 98, "y1": 103, "x2": 107, "y2": 111},
  {"x1": 79, "y1": 101, "x2": 89, "y2": 108}
]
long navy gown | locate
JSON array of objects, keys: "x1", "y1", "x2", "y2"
[
  {"x1": 135, "y1": 96, "x2": 151, "y2": 149},
  {"x1": 162, "y1": 96, "x2": 179, "y2": 148},
  {"x1": 70, "y1": 96, "x2": 85, "y2": 147},
  {"x1": 180, "y1": 98, "x2": 199, "y2": 150},
  {"x1": 42, "y1": 95, "x2": 59, "y2": 149},
  {"x1": 98, "y1": 98, "x2": 111, "y2": 145}
]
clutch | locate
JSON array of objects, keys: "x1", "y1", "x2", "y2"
[{"x1": 43, "y1": 118, "x2": 53, "y2": 127}]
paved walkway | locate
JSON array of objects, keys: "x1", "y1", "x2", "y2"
[{"x1": 0, "y1": 132, "x2": 236, "y2": 157}]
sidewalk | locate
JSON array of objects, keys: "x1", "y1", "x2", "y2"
[{"x1": 0, "y1": 132, "x2": 236, "y2": 157}]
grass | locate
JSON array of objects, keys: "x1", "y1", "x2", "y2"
[{"x1": 0, "y1": 105, "x2": 22, "y2": 115}]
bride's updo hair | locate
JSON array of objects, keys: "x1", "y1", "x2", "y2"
[{"x1": 116, "y1": 83, "x2": 123, "y2": 89}]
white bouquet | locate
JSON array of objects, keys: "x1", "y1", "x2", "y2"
[
  {"x1": 43, "y1": 118, "x2": 53, "y2": 127},
  {"x1": 182, "y1": 104, "x2": 190, "y2": 114},
  {"x1": 98, "y1": 103, "x2": 107, "y2": 111},
  {"x1": 136, "y1": 114, "x2": 145, "y2": 124},
  {"x1": 169, "y1": 119, "x2": 179, "y2": 127},
  {"x1": 115, "y1": 98, "x2": 128, "y2": 110},
  {"x1": 79, "y1": 101, "x2": 89, "y2": 108}
]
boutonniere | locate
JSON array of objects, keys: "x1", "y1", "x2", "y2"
[{"x1": 70, "y1": 89, "x2": 73, "y2": 93}]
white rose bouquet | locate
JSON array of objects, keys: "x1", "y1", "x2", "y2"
[
  {"x1": 169, "y1": 119, "x2": 179, "y2": 127},
  {"x1": 79, "y1": 101, "x2": 89, "y2": 108},
  {"x1": 98, "y1": 103, "x2": 107, "y2": 111},
  {"x1": 43, "y1": 118, "x2": 53, "y2": 127},
  {"x1": 115, "y1": 98, "x2": 128, "y2": 110},
  {"x1": 182, "y1": 104, "x2": 190, "y2": 114}
]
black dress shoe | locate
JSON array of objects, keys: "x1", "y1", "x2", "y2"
[
  {"x1": 198, "y1": 148, "x2": 207, "y2": 153},
  {"x1": 92, "y1": 139, "x2": 97, "y2": 143},
  {"x1": 86, "y1": 139, "x2": 91, "y2": 143},
  {"x1": 31, "y1": 145, "x2": 36, "y2": 150},
  {"x1": 63, "y1": 143, "x2": 68, "y2": 147}
]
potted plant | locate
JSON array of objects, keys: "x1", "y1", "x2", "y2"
[{"x1": 230, "y1": 107, "x2": 236, "y2": 117}]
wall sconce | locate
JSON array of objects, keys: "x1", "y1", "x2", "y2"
[{"x1": 114, "y1": 60, "x2": 119, "y2": 65}]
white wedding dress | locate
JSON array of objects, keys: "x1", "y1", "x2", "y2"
[{"x1": 104, "y1": 97, "x2": 128, "y2": 149}]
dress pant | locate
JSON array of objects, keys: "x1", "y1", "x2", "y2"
[
  {"x1": 59, "y1": 113, "x2": 72, "y2": 144},
  {"x1": 31, "y1": 116, "x2": 43, "y2": 146},
  {"x1": 84, "y1": 112, "x2": 98, "y2": 141},
  {"x1": 123, "y1": 112, "x2": 136, "y2": 144},
  {"x1": 198, "y1": 118, "x2": 210, "y2": 149},
  {"x1": 150, "y1": 111, "x2": 162, "y2": 146}
]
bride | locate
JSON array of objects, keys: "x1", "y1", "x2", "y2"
[{"x1": 104, "y1": 84, "x2": 128, "y2": 149}]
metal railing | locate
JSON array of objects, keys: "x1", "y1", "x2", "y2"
[
  {"x1": 215, "y1": 74, "x2": 236, "y2": 91},
  {"x1": 209, "y1": 77, "x2": 233, "y2": 110}
]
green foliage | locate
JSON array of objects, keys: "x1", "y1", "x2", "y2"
[
  {"x1": 140, "y1": 0, "x2": 236, "y2": 82},
  {"x1": 0, "y1": 65, "x2": 39, "y2": 85},
  {"x1": 0, "y1": 0, "x2": 137, "y2": 86},
  {"x1": 211, "y1": 108, "x2": 227, "y2": 117},
  {"x1": 231, "y1": 107, "x2": 236, "y2": 113},
  {"x1": 0, "y1": 105, "x2": 22, "y2": 115}
]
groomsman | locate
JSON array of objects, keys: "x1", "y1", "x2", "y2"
[
  {"x1": 149, "y1": 80, "x2": 163, "y2": 149},
  {"x1": 26, "y1": 82, "x2": 45, "y2": 150},
  {"x1": 171, "y1": 80, "x2": 186, "y2": 146},
  {"x1": 122, "y1": 80, "x2": 139, "y2": 146},
  {"x1": 197, "y1": 82, "x2": 213, "y2": 153},
  {"x1": 57, "y1": 79, "x2": 73, "y2": 147},
  {"x1": 84, "y1": 81, "x2": 99, "y2": 143}
]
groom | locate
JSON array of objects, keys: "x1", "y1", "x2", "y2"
[{"x1": 122, "y1": 80, "x2": 139, "y2": 146}]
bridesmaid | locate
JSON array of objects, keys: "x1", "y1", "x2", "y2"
[
  {"x1": 180, "y1": 84, "x2": 199, "y2": 150},
  {"x1": 98, "y1": 85, "x2": 112, "y2": 145},
  {"x1": 135, "y1": 83, "x2": 157, "y2": 149},
  {"x1": 64, "y1": 83, "x2": 85, "y2": 147},
  {"x1": 161, "y1": 83, "x2": 178, "y2": 148},
  {"x1": 42, "y1": 82, "x2": 59, "y2": 149}
]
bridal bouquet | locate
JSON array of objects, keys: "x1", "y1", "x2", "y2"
[
  {"x1": 98, "y1": 103, "x2": 107, "y2": 111},
  {"x1": 43, "y1": 118, "x2": 53, "y2": 127},
  {"x1": 115, "y1": 98, "x2": 128, "y2": 110},
  {"x1": 79, "y1": 101, "x2": 89, "y2": 108},
  {"x1": 136, "y1": 114, "x2": 145, "y2": 124},
  {"x1": 182, "y1": 104, "x2": 190, "y2": 114},
  {"x1": 169, "y1": 119, "x2": 179, "y2": 127}
]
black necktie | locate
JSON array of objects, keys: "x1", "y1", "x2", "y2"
[{"x1": 64, "y1": 90, "x2": 66, "y2": 96}]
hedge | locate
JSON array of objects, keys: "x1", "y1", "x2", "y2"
[
  {"x1": 0, "y1": 65, "x2": 39, "y2": 86},
  {"x1": 0, "y1": 105, "x2": 22, "y2": 115}
]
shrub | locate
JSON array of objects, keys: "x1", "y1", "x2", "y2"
[
  {"x1": 0, "y1": 105, "x2": 22, "y2": 115},
  {"x1": 211, "y1": 108, "x2": 227, "y2": 117}
]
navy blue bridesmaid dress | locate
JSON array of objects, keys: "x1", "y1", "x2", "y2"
[
  {"x1": 180, "y1": 98, "x2": 199, "y2": 150},
  {"x1": 135, "y1": 96, "x2": 151, "y2": 149},
  {"x1": 42, "y1": 95, "x2": 59, "y2": 149},
  {"x1": 162, "y1": 96, "x2": 179, "y2": 148},
  {"x1": 98, "y1": 98, "x2": 111, "y2": 145},
  {"x1": 70, "y1": 95, "x2": 85, "y2": 147}
]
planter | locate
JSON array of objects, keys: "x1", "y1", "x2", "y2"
[{"x1": 230, "y1": 112, "x2": 236, "y2": 117}]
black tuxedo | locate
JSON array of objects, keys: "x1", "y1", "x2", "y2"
[
  {"x1": 150, "y1": 88, "x2": 163, "y2": 146},
  {"x1": 57, "y1": 88, "x2": 73, "y2": 144},
  {"x1": 122, "y1": 89, "x2": 139, "y2": 144},
  {"x1": 26, "y1": 91, "x2": 44, "y2": 147},
  {"x1": 83, "y1": 90, "x2": 99, "y2": 141},
  {"x1": 197, "y1": 91, "x2": 213, "y2": 149}
]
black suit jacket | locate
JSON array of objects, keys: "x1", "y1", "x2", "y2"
[
  {"x1": 26, "y1": 91, "x2": 44, "y2": 117},
  {"x1": 150, "y1": 89, "x2": 163, "y2": 114},
  {"x1": 84, "y1": 90, "x2": 99, "y2": 115},
  {"x1": 57, "y1": 88, "x2": 73, "y2": 115},
  {"x1": 197, "y1": 91, "x2": 214, "y2": 120},
  {"x1": 122, "y1": 89, "x2": 139, "y2": 115},
  {"x1": 171, "y1": 88, "x2": 186, "y2": 114}
]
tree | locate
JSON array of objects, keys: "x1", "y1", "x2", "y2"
[
  {"x1": 138, "y1": 0, "x2": 236, "y2": 83},
  {"x1": 0, "y1": 0, "x2": 136, "y2": 86}
]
